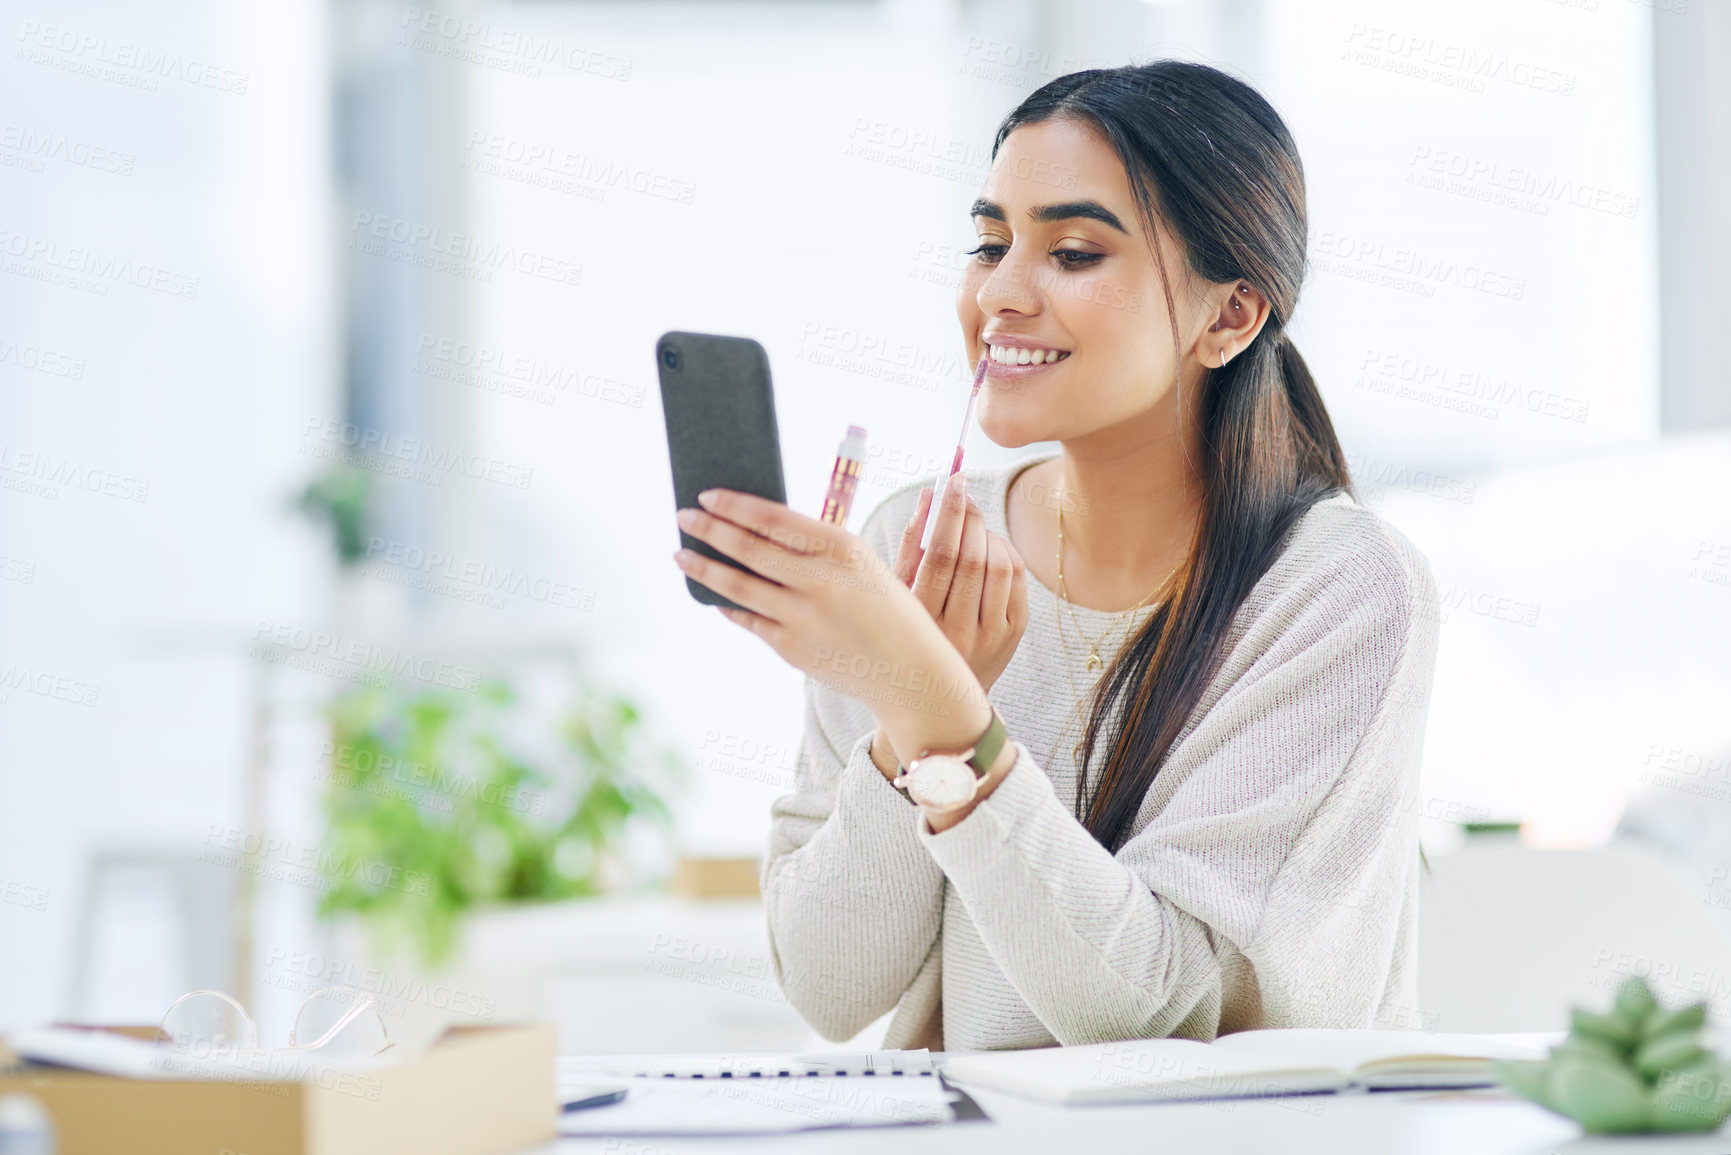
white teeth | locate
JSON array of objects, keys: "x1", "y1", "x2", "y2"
[{"x1": 987, "y1": 343, "x2": 1068, "y2": 365}]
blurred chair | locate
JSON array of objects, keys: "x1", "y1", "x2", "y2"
[{"x1": 1418, "y1": 839, "x2": 1731, "y2": 1033}]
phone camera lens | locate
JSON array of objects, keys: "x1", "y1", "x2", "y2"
[{"x1": 661, "y1": 346, "x2": 680, "y2": 371}]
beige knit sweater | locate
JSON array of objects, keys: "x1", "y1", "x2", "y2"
[{"x1": 761, "y1": 453, "x2": 1440, "y2": 1052}]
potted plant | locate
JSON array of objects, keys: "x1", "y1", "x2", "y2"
[{"x1": 310, "y1": 677, "x2": 684, "y2": 1043}]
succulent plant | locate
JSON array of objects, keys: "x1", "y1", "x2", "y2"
[{"x1": 1492, "y1": 977, "x2": 1731, "y2": 1134}]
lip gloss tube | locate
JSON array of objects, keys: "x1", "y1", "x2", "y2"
[{"x1": 820, "y1": 425, "x2": 868, "y2": 526}]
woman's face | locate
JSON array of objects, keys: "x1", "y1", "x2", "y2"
[{"x1": 957, "y1": 117, "x2": 1207, "y2": 450}]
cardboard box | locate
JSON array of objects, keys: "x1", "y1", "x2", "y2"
[
  {"x1": 0, "y1": 1023, "x2": 555, "y2": 1155},
  {"x1": 672, "y1": 856, "x2": 761, "y2": 899}
]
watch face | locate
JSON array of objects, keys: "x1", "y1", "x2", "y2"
[{"x1": 906, "y1": 755, "x2": 976, "y2": 810}]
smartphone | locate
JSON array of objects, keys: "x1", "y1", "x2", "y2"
[{"x1": 656, "y1": 330, "x2": 788, "y2": 610}]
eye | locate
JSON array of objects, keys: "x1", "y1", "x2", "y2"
[{"x1": 963, "y1": 242, "x2": 1104, "y2": 270}]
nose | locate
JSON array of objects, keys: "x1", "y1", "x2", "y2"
[{"x1": 973, "y1": 242, "x2": 1045, "y2": 318}]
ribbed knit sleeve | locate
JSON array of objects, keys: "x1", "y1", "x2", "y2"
[
  {"x1": 759, "y1": 486, "x2": 947, "y2": 1043},
  {"x1": 915, "y1": 513, "x2": 1439, "y2": 1046}
]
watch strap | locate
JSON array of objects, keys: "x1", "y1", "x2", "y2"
[
  {"x1": 965, "y1": 709, "x2": 1007, "y2": 780},
  {"x1": 890, "y1": 744, "x2": 915, "y2": 804}
]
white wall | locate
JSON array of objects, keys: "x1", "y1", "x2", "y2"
[
  {"x1": 456, "y1": 0, "x2": 1006, "y2": 856},
  {"x1": 1262, "y1": 0, "x2": 1659, "y2": 469},
  {"x1": 0, "y1": 2, "x2": 333, "y2": 1027}
]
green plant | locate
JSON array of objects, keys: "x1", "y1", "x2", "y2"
[
  {"x1": 294, "y1": 464, "x2": 371, "y2": 565},
  {"x1": 1493, "y1": 977, "x2": 1731, "y2": 1133},
  {"x1": 315, "y1": 678, "x2": 683, "y2": 966}
]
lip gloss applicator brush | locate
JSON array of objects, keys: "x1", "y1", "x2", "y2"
[{"x1": 920, "y1": 354, "x2": 990, "y2": 551}]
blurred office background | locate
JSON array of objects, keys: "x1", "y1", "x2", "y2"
[{"x1": 2, "y1": 0, "x2": 1728, "y2": 1050}]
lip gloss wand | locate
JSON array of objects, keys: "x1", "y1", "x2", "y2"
[{"x1": 920, "y1": 354, "x2": 990, "y2": 551}]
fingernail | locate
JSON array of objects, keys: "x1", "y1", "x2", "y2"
[
  {"x1": 676, "y1": 507, "x2": 697, "y2": 528},
  {"x1": 953, "y1": 475, "x2": 967, "y2": 499},
  {"x1": 696, "y1": 489, "x2": 718, "y2": 509},
  {"x1": 673, "y1": 549, "x2": 693, "y2": 568}
]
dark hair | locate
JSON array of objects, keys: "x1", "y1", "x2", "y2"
[{"x1": 992, "y1": 61, "x2": 1354, "y2": 852}]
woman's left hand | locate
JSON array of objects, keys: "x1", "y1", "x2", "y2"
[{"x1": 673, "y1": 489, "x2": 993, "y2": 766}]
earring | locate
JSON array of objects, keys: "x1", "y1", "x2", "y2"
[
  {"x1": 1232, "y1": 298, "x2": 1241, "y2": 310},
  {"x1": 1219, "y1": 348, "x2": 1228, "y2": 368}
]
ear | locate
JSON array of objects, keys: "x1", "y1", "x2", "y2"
[{"x1": 1201, "y1": 281, "x2": 1272, "y2": 370}]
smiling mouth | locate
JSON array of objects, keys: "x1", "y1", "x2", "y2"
[{"x1": 986, "y1": 343, "x2": 1071, "y2": 366}]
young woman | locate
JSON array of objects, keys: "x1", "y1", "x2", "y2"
[{"x1": 672, "y1": 61, "x2": 1439, "y2": 1051}]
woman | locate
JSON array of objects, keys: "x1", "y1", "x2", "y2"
[{"x1": 672, "y1": 61, "x2": 1439, "y2": 1051}]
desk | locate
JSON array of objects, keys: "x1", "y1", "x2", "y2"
[{"x1": 520, "y1": 1082, "x2": 1731, "y2": 1154}]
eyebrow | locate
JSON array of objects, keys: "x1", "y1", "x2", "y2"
[{"x1": 969, "y1": 197, "x2": 1129, "y2": 234}]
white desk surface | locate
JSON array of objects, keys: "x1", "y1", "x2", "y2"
[{"x1": 524, "y1": 1083, "x2": 1731, "y2": 1154}]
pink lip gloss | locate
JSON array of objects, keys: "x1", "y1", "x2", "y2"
[
  {"x1": 820, "y1": 425, "x2": 868, "y2": 526},
  {"x1": 920, "y1": 355, "x2": 990, "y2": 550}
]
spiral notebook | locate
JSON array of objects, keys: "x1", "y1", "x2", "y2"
[{"x1": 554, "y1": 1050, "x2": 966, "y2": 1136}]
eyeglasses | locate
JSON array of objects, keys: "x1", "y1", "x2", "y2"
[{"x1": 158, "y1": 986, "x2": 394, "y2": 1060}]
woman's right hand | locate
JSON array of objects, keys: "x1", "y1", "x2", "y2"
[
  {"x1": 866, "y1": 476, "x2": 1029, "y2": 784},
  {"x1": 891, "y1": 476, "x2": 1029, "y2": 695}
]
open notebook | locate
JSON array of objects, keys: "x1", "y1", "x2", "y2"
[{"x1": 941, "y1": 1029, "x2": 1548, "y2": 1105}]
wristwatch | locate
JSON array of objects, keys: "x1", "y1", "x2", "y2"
[{"x1": 891, "y1": 709, "x2": 1008, "y2": 813}]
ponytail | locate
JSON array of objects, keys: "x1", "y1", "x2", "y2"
[{"x1": 1276, "y1": 337, "x2": 1352, "y2": 491}]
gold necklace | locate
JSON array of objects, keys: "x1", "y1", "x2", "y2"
[
  {"x1": 1055, "y1": 484, "x2": 1175, "y2": 678},
  {"x1": 1052, "y1": 582, "x2": 1098, "y2": 774},
  {"x1": 1051, "y1": 482, "x2": 1178, "y2": 774},
  {"x1": 1054, "y1": 581, "x2": 1160, "y2": 775}
]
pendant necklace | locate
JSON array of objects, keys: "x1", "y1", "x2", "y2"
[{"x1": 1051, "y1": 480, "x2": 1178, "y2": 773}]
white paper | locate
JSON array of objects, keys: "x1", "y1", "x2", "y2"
[{"x1": 556, "y1": 1075, "x2": 955, "y2": 1136}]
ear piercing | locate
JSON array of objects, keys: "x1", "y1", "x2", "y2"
[
  {"x1": 1221, "y1": 285, "x2": 1250, "y2": 364},
  {"x1": 1222, "y1": 285, "x2": 1251, "y2": 359}
]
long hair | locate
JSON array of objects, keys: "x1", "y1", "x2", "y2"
[{"x1": 992, "y1": 61, "x2": 1354, "y2": 852}]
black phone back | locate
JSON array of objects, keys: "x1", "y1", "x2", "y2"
[{"x1": 656, "y1": 331, "x2": 787, "y2": 610}]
